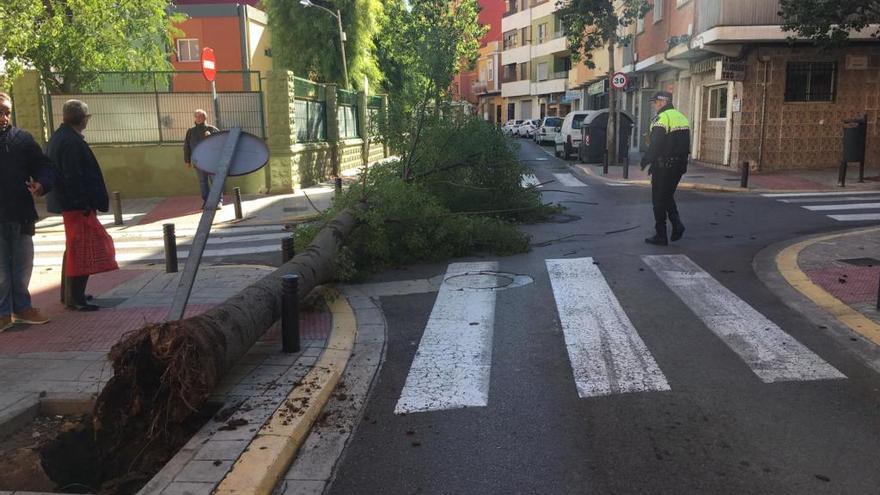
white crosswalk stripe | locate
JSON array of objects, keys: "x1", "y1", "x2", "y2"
[
  {"x1": 394, "y1": 255, "x2": 847, "y2": 414},
  {"x1": 546, "y1": 257, "x2": 670, "y2": 397},
  {"x1": 763, "y1": 191, "x2": 880, "y2": 221},
  {"x1": 521, "y1": 174, "x2": 542, "y2": 188},
  {"x1": 552, "y1": 173, "x2": 587, "y2": 187},
  {"x1": 395, "y1": 262, "x2": 498, "y2": 414},
  {"x1": 31, "y1": 224, "x2": 290, "y2": 266},
  {"x1": 643, "y1": 254, "x2": 845, "y2": 383}
]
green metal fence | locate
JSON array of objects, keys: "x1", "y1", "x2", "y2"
[
  {"x1": 337, "y1": 88, "x2": 359, "y2": 139},
  {"x1": 294, "y1": 76, "x2": 327, "y2": 143},
  {"x1": 44, "y1": 71, "x2": 265, "y2": 144}
]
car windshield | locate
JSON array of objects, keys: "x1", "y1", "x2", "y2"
[
  {"x1": 571, "y1": 114, "x2": 587, "y2": 130},
  {"x1": 544, "y1": 117, "x2": 562, "y2": 127}
]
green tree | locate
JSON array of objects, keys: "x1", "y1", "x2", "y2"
[
  {"x1": 375, "y1": 0, "x2": 486, "y2": 169},
  {"x1": 556, "y1": 0, "x2": 649, "y2": 168},
  {"x1": 264, "y1": 0, "x2": 383, "y2": 90},
  {"x1": 779, "y1": 0, "x2": 879, "y2": 46},
  {"x1": 0, "y1": 0, "x2": 180, "y2": 92}
]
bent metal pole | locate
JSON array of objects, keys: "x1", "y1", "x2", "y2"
[{"x1": 166, "y1": 127, "x2": 243, "y2": 321}]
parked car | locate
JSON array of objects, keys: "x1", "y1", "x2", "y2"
[
  {"x1": 502, "y1": 119, "x2": 524, "y2": 136},
  {"x1": 554, "y1": 110, "x2": 595, "y2": 160},
  {"x1": 518, "y1": 119, "x2": 541, "y2": 138},
  {"x1": 535, "y1": 116, "x2": 563, "y2": 144}
]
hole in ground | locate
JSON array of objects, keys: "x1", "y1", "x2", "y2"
[{"x1": 0, "y1": 403, "x2": 218, "y2": 495}]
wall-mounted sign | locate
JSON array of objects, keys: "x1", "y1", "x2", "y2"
[{"x1": 588, "y1": 79, "x2": 607, "y2": 95}]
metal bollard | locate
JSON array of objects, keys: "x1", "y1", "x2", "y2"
[
  {"x1": 163, "y1": 223, "x2": 178, "y2": 273},
  {"x1": 281, "y1": 235, "x2": 295, "y2": 264},
  {"x1": 281, "y1": 274, "x2": 301, "y2": 353},
  {"x1": 623, "y1": 154, "x2": 629, "y2": 180},
  {"x1": 112, "y1": 191, "x2": 123, "y2": 226},
  {"x1": 876, "y1": 274, "x2": 880, "y2": 310},
  {"x1": 335, "y1": 177, "x2": 343, "y2": 197},
  {"x1": 232, "y1": 187, "x2": 243, "y2": 220},
  {"x1": 603, "y1": 150, "x2": 609, "y2": 175},
  {"x1": 838, "y1": 161, "x2": 847, "y2": 187},
  {"x1": 740, "y1": 161, "x2": 750, "y2": 189}
]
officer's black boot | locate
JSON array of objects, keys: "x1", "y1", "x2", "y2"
[
  {"x1": 670, "y1": 213, "x2": 685, "y2": 242},
  {"x1": 645, "y1": 223, "x2": 668, "y2": 246}
]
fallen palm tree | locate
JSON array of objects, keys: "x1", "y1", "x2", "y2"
[{"x1": 48, "y1": 206, "x2": 361, "y2": 491}]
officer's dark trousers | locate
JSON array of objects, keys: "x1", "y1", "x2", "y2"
[{"x1": 651, "y1": 165, "x2": 684, "y2": 236}]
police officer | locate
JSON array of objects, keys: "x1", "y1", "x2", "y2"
[{"x1": 640, "y1": 91, "x2": 690, "y2": 246}]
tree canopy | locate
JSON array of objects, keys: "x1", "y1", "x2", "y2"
[
  {"x1": 264, "y1": 0, "x2": 383, "y2": 90},
  {"x1": 556, "y1": 0, "x2": 649, "y2": 68},
  {"x1": 779, "y1": 0, "x2": 880, "y2": 46},
  {"x1": 375, "y1": 0, "x2": 486, "y2": 153},
  {"x1": 0, "y1": 0, "x2": 180, "y2": 92}
]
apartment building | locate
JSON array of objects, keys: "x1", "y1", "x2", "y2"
[
  {"x1": 631, "y1": 0, "x2": 878, "y2": 171},
  {"x1": 475, "y1": 40, "x2": 504, "y2": 123},
  {"x1": 454, "y1": 0, "x2": 505, "y2": 114},
  {"x1": 500, "y1": 0, "x2": 575, "y2": 121}
]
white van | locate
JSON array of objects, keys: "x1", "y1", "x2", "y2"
[{"x1": 554, "y1": 111, "x2": 595, "y2": 159}]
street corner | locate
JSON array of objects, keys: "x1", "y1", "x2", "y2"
[
  {"x1": 214, "y1": 292, "x2": 360, "y2": 495},
  {"x1": 775, "y1": 226, "x2": 880, "y2": 346}
]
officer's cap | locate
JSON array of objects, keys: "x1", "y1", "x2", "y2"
[{"x1": 649, "y1": 91, "x2": 673, "y2": 102}]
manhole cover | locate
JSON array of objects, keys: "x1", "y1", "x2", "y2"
[
  {"x1": 444, "y1": 271, "x2": 533, "y2": 291},
  {"x1": 839, "y1": 257, "x2": 880, "y2": 267}
]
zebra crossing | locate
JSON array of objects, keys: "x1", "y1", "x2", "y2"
[
  {"x1": 395, "y1": 255, "x2": 845, "y2": 414},
  {"x1": 764, "y1": 191, "x2": 880, "y2": 222},
  {"x1": 31, "y1": 222, "x2": 292, "y2": 267}
]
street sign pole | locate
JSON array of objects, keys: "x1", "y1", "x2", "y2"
[
  {"x1": 166, "y1": 127, "x2": 242, "y2": 321},
  {"x1": 211, "y1": 79, "x2": 221, "y2": 129}
]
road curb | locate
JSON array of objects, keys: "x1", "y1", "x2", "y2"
[
  {"x1": 215, "y1": 294, "x2": 356, "y2": 495},
  {"x1": 568, "y1": 163, "x2": 880, "y2": 195},
  {"x1": 775, "y1": 226, "x2": 880, "y2": 346}
]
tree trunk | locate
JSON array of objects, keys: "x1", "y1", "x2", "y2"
[
  {"x1": 606, "y1": 36, "x2": 617, "y2": 169},
  {"x1": 90, "y1": 205, "x2": 362, "y2": 478}
]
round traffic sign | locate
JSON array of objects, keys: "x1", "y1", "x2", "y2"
[
  {"x1": 611, "y1": 72, "x2": 628, "y2": 90},
  {"x1": 191, "y1": 130, "x2": 269, "y2": 177},
  {"x1": 201, "y1": 47, "x2": 217, "y2": 82}
]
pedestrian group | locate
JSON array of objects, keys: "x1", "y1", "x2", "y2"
[{"x1": 2, "y1": 92, "x2": 218, "y2": 332}]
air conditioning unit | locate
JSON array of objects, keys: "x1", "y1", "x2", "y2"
[
  {"x1": 640, "y1": 72, "x2": 656, "y2": 89},
  {"x1": 715, "y1": 58, "x2": 746, "y2": 81}
]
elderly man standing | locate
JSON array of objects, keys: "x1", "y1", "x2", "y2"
[
  {"x1": 184, "y1": 109, "x2": 221, "y2": 209},
  {"x1": 0, "y1": 92, "x2": 54, "y2": 331},
  {"x1": 46, "y1": 99, "x2": 118, "y2": 311}
]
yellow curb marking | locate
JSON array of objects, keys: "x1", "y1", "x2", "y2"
[
  {"x1": 776, "y1": 226, "x2": 880, "y2": 346},
  {"x1": 215, "y1": 295, "x2": 356, "y2": 495}
]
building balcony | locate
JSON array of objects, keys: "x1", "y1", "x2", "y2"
[
  {"x1": 533, "y1": 76, "x2": 567, "y2": 96},
  {"x1": 502, "y1": 79, "x2": 531, "y2": 98},
  {"x1": 695, "y1": 0, "x2": 782, "y2": 34},
  {"x1": 532, "y1": 35, "x2": 567, "y2": 58},
  {"x1": 502, "y1": 44, "x2": 532, "y2": 65},
  {"x1": 502, "y1": 8, "x2": 532, "y2": 30}
]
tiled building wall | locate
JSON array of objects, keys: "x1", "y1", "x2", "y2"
[{"x1": 731, "y1": 45, "x2": 879, "y2": 171}]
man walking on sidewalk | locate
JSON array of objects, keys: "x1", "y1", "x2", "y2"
[
  {"x1": 0, "y1": 92, "x2": 54, "y2": 331},
  {"x1": 641, "y1": 91, "x2": 690, "y2": 246},
  {"x1": 46, "y1": 99, "x2": 118, "y2": 312},
  {"x1": 184, "y1": 109, "x2": 221, "y2": 209}
]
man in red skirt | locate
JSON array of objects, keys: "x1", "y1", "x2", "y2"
[{"x1": 46, "y1": 100, "x2": 118, "y2": 311}]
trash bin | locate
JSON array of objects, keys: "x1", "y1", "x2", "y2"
[
  {"x1": 843, "y1": 116, "x2": 867, "y2": 163},
  {"x1": 578, "y1": 109, "x2": 634, "y2": 164}
]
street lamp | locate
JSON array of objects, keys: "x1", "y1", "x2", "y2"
[{"x1": 299, "y1": 0, "x2": 350, "y2": 89}]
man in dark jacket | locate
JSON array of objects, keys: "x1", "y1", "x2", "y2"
[
  {"x1": 0, "y1": 92, "x2": 54, "y2": 330},
  {"x1": 183, "y1": 109, "x2": 221, "y2": 209},
  {"x1": 640, "y1": 91, "x2": 691, "y2": 246},
  {"x1": 46, "y1": 99, "x2": 112, "y2": 311}
]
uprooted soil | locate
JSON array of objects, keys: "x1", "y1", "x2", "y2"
[{"x1": 0, "y1": 407, "x2": 214, "y2": 495}]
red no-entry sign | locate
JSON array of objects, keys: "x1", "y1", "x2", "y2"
[{"x1": 201, "y1": 47, "x2": 217, "y2": 82}]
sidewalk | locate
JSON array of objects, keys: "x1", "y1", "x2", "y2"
[
  {"x1": 0, "y1": 178, "x2": 344, "y2": 434},
  {"x1": 778, "y1": 226, "x2": 880, "y2": 347},
  {"x1": 571, "y1": 159, "x2": 880, "y2": 193}
]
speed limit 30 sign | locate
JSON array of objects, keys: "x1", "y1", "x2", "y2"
[{"x1": 611, "y1": 72, "x2": 628, "y2": 90}]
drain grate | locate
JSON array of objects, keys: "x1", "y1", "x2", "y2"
[{"x1": 839, "y1": 257, "x2": 880, "y2": 267}]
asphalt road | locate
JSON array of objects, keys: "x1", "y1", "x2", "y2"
[{"x1": 326, "y1": 139, "x2": 880, "y2": 495}]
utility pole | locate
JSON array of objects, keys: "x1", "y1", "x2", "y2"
[{"x1": 606, "y1": 30, "x2": 618, "y2": 170}]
